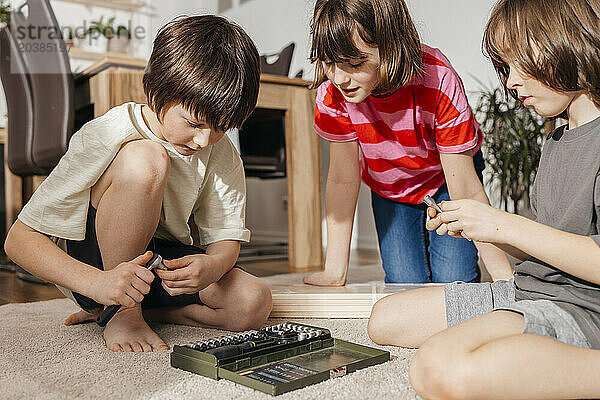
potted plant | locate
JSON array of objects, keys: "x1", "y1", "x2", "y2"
[
  {"x1": 81, "y1": 16, "x2": 131, "y2": 53},
  {"x1": 108, "y1": 25, "x2": 131, "y2": 53},
  {"x1": 474, "y1": 84, "x2": 547, "y2": 214},
  {"x1": 80, "y1": 16, "x2": 111, "y2": 52},
  {"x1": 105, "y1": 18, "x2": 131, "y2": 53},
  {"x1": 0, "y1": 0, "x2": 11, "y2": 29}
]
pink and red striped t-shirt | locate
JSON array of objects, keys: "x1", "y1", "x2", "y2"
[{"x1": 314, "y1": 45, "x2": 483, "y2": 204}]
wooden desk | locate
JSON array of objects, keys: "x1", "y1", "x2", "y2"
[{"x1": 84, "y1": 59, "x2": 323, "y2": 271}]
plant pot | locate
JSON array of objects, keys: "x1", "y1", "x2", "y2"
[
  {"x1": 79, "y1": 34, "x2": 108, "y2": 53},
  {"x1": 107, "y1": 35, "x2": 130, "y2": 54}
]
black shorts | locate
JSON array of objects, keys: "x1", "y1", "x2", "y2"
[{"x1": 66, "y1": 205, "x2": 240, "y2": 313}]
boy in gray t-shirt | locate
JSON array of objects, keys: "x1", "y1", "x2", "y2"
[
  {"x1": 367, "y1": 0, "x2": 600, "y2": 398},
  {"x1": 5, "y1": 16, "x2": 271, "y2": 353}
]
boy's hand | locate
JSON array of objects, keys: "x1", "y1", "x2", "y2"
[
  {"x1": 156, "y1": 254, "x2": 221, "y2": 296},
  {"x1": 426, "y1": 199, "x2": 511, "y2": 243},
  {"x1": 91, "y1": 251, "x2": 156, "y2": 307},
  {"x1": 425, "y1": 205, "x2": 454, "y2": 236}
]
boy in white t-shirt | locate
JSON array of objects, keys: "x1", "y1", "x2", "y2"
[{"x1": 4, "y1": 15, "x2": 272, "y2": 352}]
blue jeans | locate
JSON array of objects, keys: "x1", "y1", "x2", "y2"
[{"x1": 371, "y1": 152, "x2": 484, "y2": 283}]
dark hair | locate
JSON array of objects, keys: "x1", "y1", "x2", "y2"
[
  {"x1": 143, "y1": 15, "x2": 260, "y2": 131},
  {"x1": 483, "y1": 0, "x2": 600, "y2": 108},
  {"x1": 310, "y1": 0, "x2": 422, "y2": 93}
]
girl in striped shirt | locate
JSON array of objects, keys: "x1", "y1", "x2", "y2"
[{"x1": 303, "y1": 0, "x2": 512, "y2": 286}]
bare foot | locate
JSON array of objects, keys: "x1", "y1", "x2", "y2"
[
  {"x1": 303, "y1": 271, "x2": 346, "y2": 287},
  {"x1": 103, "y1": 306, "x2": 169, "y2": 352},
  {"x1": 64, "y1": 309, "x2": 101, "y2": 325}
]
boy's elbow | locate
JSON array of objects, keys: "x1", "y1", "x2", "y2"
[
  {"x1": 4, "y1": 220, "x2": 29, "y2": 260},
  {"x1": 4, "y1": 222, "x2": 18, "y2": 259}
]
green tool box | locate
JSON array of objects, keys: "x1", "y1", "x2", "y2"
[{"x1": 171, "y1": 322, "x2": 390, "y2": 396}]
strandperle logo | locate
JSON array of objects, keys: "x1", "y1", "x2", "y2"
[
  {"x1": 9, "y1": 19, "x2": 146, "y2": 74},
  {"x1": 14, "y1": 20, "x2": 146, "y2": 42}
]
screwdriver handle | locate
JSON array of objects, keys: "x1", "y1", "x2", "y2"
[{"x1": 96, "y1": 253, "x2": 163, "y2": 327}]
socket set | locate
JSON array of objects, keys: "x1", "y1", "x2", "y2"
[
  {"x1": 180, "y1": 323, "x2": 330, "y2": 363},
  {"x1": 171, "y1": 322, "x2": 389, "y2": 396}
]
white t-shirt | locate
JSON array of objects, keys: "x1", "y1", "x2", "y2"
[{"x1": 18, "y1": 102, "x2": 250, "y2": 246}]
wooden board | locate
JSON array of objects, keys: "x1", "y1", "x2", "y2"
[{"x1": 269, "y1": 283, "x2": 441, "y2": 318}]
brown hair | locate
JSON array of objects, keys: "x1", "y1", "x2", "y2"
[
  {"x1": 143, "y1": 15, "x2": 260, "y2": 131},
  {"x1": 310, "y1": 0, "x2": 422, "y2": 93},
  {"x1": 484, "y1": 0, "x2": 600, "y2": 108}
]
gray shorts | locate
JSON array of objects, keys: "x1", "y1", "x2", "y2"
[{"x1": 445, "y1": 279, "x2": 591, "y2": 349}]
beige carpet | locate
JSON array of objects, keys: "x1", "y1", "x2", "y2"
[{"x1": 0, "y1": 264, "x2": 421, "y2": 399}]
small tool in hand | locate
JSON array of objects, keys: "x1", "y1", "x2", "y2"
[
  {"x1": 96, "y1": 253, "x2": 167, "y2": 327},
  {"x1": 422, "y1": 194, "x2": 443, "y2": 214}
]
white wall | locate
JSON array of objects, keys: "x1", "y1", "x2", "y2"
[
  {"x1": 407, "y1": 0, "x2": 500, "y2": 96},
  {"x1": 150, "y1": 0, "x2": 216, "y2": 43}
]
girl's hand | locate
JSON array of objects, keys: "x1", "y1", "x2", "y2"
[
  {"x1": 303, "y1": 269, "x2": 347, "y2": 287},
  {"x1": 156, "y1": 254, "x2": 221, "y2": 296},
  {"x1": 426, "y1": 199, "x2": 511, "y2": 243}
]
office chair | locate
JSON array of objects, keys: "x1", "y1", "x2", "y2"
[
  {"x1": 3, "y1": 0, "x2": 77, "y2": 283},
  {"x1": 0, "y1": 26, "x2": 44, "y2": 176},
  {"x1": 260, "y1": 42, "x2": 295, "y2": 76},
  {"x1": 13, "y1": 0, "x2": 74, "y2": 172}
]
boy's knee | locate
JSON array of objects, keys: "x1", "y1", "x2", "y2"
[
  {"x1": 229, "y1": 278, "x2": 272, "y2": 331},
  {"x1": 409, "y1": 338, "x2": 473, "y2": 400},
  {"x1": 368, "y1": 297, "x2": 393, "y2": 344},
  {"x1": 113, "y1": 140, "x2": 170, "y2": 189},
  {"x1": 368, "y1": 295, "x2": 411, "y2": 345}
]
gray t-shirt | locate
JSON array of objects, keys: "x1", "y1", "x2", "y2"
[{"x1": 514, "y1": 116, "x2": 600, "y2": 349}]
